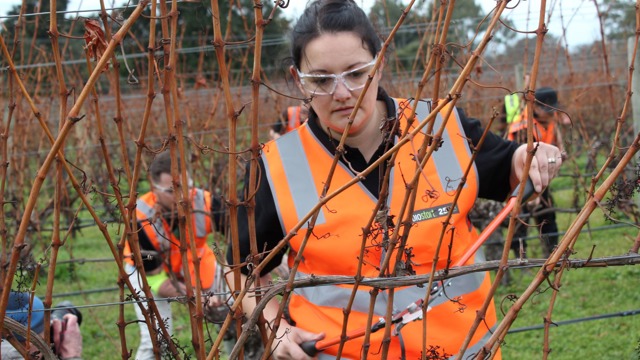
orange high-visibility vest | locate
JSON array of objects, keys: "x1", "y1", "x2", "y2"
[
  {"x1": 286, "y1": 106, "x2": 303, "y2": 133},
  {"x1": 507, "y1": 113, "x2": 557, "y2": 145},
  {"x1": 125, "y1": 188, "x2": 216, "y2": 289},
  {"x1": 262, "y1": 98, "x2": 500, "y2": 359}
]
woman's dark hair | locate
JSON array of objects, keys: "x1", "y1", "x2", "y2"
[{"x1": 291, "y1": 0, "x2": 382, "y2": 69}]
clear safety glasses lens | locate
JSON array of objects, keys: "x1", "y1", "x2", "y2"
[
  {"x1": 153, "y1": 178, "x2": 194, "y2": 194},
  {"x1": 296, "y1": 57, "x2": 377, "y2": 96}
]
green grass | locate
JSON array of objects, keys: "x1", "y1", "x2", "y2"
[{"x1": 495, "y1": 184, "x2": 640, "y2": 359}]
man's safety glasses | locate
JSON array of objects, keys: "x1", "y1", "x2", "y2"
[
  {"x1": 153, "y1": 178, "x2": 193, "y2": 195},
  {"x1": 296, "y1": 57, "x2": 377, "y2": 96}
]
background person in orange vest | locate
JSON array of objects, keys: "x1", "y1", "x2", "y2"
[
  {"x1": 269, "y1": 103, "x2": 309, "y2": 140},
  {"x1": 507, "y1": 87, "x2": 565, "y2": 257},
  {"x1": 217, "y1": 1, "x2": 563, "y2": 359},
  {"x1": 124, "y1": 150, "x2": 227, "y2": 360}
]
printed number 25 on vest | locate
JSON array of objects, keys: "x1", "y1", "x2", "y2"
[{"x1": 412, "y1": 203, "x2": 459, "y2": 223}]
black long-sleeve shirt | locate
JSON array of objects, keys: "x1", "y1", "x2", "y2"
[{"x1": 229, "y1": 88, "x2": 519, "y2": 276}]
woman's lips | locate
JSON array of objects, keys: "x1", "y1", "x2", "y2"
[{"x1": 332, "y1": 106, "x2": 354, "y2": 115}]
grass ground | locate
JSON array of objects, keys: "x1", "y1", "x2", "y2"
[
  {"x1": 495, "y1": 185, "x2": 640, "y2": 360},
  {"x1": 17, "y1": 178, "x2": 640, "y2": 359}
]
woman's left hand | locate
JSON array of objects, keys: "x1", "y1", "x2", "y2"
[{"x1": 511, "y1": 142, "x2": 563, "y2": 194}]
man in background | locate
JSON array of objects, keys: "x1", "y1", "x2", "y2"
[
  {"x1": 508, "y1": 87, "x2": 566, "y2": 257},
  {"x1": 124, "y1": 150, "x2": 227, "y2": 359}
]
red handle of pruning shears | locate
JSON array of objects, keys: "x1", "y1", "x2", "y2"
[
  {"x1": 300, "y1": 180, "x2": 535, "y2": 356},
  {"x1": 425, "y1": 178, "x2": 535, "y2": 307},
  {"x1": 456, "y1": 178, "x2": 535, "y2": 267},
  {"x1": 300, "y1": 327, "x2": 368, "y2": 357}
]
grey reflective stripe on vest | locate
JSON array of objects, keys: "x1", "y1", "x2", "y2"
[
  {"x1": 293, "y1": 269, "x2": 485, "y2": 316},
  {"x1": 393, "y1": 98, "x2": 466, "y2": 192},
  {"x1": 136, "y1": 198, "x2": 154, "y2": 217},
  {"x1": 136, "y1": 190, "x2": 208, "y2": 246},
  {"x1": 314, "y1": 326, "x2": 495, "y2": 360},
  {"x1": 136, "y1": 198, "x2": 169, "y2": 250},
  {"x1": 318, "y1": 353, "x2": 353, "y2": 360},
  {"x1": 192, "y1": 189, "x2": 207, "y2": 237},
  {"x1": 314, "y1": 324, "x2": 494, "y2": 360},
  {"x1": 263, "y1": 131, "x2": 326, "y2": 232},
  {"x1": 293, "y1": 250, "x2": 487, "y2": 317}
]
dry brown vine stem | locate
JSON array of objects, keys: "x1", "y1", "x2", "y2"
[
  {"x1": 479, "y1": 132, "x2": 640, "y2": 358},
  {"x1": 246, "y1": 0, "x2": 271, "y2": 354},
  {"x1": 252, "y1": 253, "x2": 640, "y2": 292},
  {"x1": 456, "y1": 0, "x2": 553, "y2": 356},
  {"x1": 206, "y1": 0, "x2": 244, "y2": 359},
  {"x1": 1, "y1": 317, "x2": 57, "y2": 359},
  {"x1": 540, "y1": 2, "x2": 640, "y2": 354},
  {"x1": 82, "y1": 44, "x2": 149, "y2": 358},
  {"x1": 229, "y1": 252, "x2": 640, "y2": 352},
  {"x1": 121, "y1": 0, "x2": 176, "y2": 357},
  {"x1": 0, "y1": 0, "x2": 26, "y2": 295},
  {"x1": 41, "y1": 0, "x2": 68, "y2": 345},
  {"x1": 155, "y1": 0, "x2": 207, "y2": 356},
  {"x1": 477, "y1": 0, "x2": 558, "y2": 356},
  {"x1": 0, "y1": 0, "x2": 166, "y2": 344}
]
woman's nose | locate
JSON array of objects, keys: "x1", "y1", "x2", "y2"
[{"x1": 332, "y1": 78, "x2": 351, "y2": 100}]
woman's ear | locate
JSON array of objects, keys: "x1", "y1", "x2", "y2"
[{"x1": 290, "y1": 65, "x2": 305, "y2": 94}]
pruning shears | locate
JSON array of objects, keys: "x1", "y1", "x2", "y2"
[
  {"x1": 426, "y1": 178, "x2": 535, "y2": 306},
  {"x1": 300, "y1": 299, "x2": 425, "y2": 357},
  {"x1": 300, "y1": 178, "x2": 535, "y2": 356}
]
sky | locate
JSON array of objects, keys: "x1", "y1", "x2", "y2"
[{"x1": 0, "y1": 0, "x2": 601, "y2": 49}]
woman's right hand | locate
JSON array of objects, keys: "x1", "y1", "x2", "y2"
[
  {"x1": 271, "y1": 321, "x2": 325, "y2": 360},
  {"x1": 228, "y1": 273, "x2": 324, "y2": 358}
]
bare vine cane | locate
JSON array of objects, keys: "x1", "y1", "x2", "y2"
[
  {"x1": 206, "y1": 0, "x2": 249, "y2": 358},
  {"x1": 478, "y1": 133, "x2": 640, "y2": 358},
  {"x1": 0, "y1": 2, "x2": 179, "y2": 357},
  {"x1": 1, "y1": 317, "x2": 57, "y2": 359},
  {"x1": 155, "y1": 0, "x2": 208, "y2": 355},
  {"x1": 121, "y1": 0, "x2": 186, "y2": 357}
]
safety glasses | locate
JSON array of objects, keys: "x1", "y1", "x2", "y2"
[
  {"x1": 296, "y1": 56, "x2": 378, "y2": 96},
  {"x1": 153, "y1": 178, "x2": 193, "y2": 195}
]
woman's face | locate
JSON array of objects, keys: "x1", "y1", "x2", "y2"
[{"x1": 293, "y1": 32, "x2": 383, "y2": 137}]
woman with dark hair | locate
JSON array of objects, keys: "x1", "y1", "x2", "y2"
[{"x1": 219, "y1": 1, "x2": 563, "y2": 359}]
